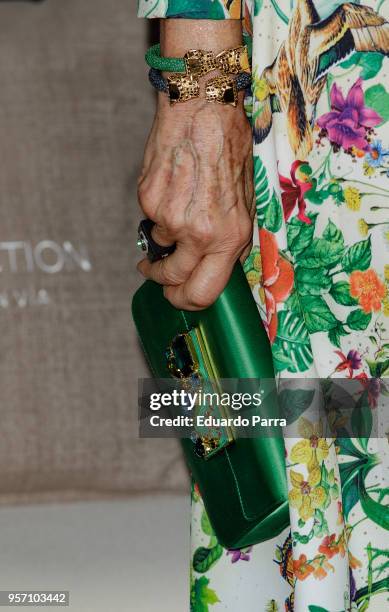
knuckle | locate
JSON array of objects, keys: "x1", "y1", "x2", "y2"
[
  {"x1": 160, "y1": 213, "x2": 182, "y2": 235},
  {"x1": 162, "y1": 267, "x2": 183, "y2": 286},
  {"x1": 234, "y1": 217, "x2": 253, "y2": 246},
  {"x1": 191, "y1": 221, "x2": 215, "y2": 245},
  {"x1": 136, "y1": 174, "x2": 147, "y2": 196},
  {"x1": 137, "y1": 185, "x2": 155, "y2": 217},
  {"x1": 186, "y1": 289, "x2": 213, "y2": 310}
]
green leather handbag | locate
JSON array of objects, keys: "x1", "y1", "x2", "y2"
[{"x1": 132, "y1": 262, "x2": 289, "y2": 549}]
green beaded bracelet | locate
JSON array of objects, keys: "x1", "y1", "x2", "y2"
[{"x1": 145, "y1": 44, "x2": 186, "y2": 74}]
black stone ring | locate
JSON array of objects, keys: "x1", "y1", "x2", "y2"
[{"x1": 137, "y1": 218, "x2": 176, "y2": 263}]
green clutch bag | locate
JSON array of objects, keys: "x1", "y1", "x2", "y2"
[{"x1": 132, "y1": 262, "x2": 289, "y2": 549}]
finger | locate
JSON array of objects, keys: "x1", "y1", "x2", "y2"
[
  {"x1": 138, "y1": 139, "x2": 196, "y2": 221},
  {"x1": 152, "y1": 143, "x2": 196, "y2": 239},
  {"x1": 137, "y1": 242, "x2": 202, "y2": 286},
  {"x1": 163, "y1": 252, "x2": 236, "y2": 311},
  {"x1": 151, "y1": 223, "x2": 176, "y2": 248},
  {"x1": 137, "y1": 154, "x2": 174, "y2": 218}
]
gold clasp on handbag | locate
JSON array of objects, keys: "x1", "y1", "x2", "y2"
[
  {"x1": 166, "y1": 329, "x2": 233, "y2": 459},
  {"x1": 193, "y1": 435, "x2": 221, "y2": 459}
]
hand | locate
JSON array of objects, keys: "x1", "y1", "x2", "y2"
[{"x1": 137, "y1": 92, "x2": 254, "y2": 311}]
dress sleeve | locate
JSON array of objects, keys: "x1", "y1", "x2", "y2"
[{"x1": 137, "y1": 1, "x2": 243, "y2": 20}]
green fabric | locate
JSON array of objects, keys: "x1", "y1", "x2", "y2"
[
  {"x1": 167, "y1": 0, "x2": 225, "y2": 19},
  {"x1": 137, "y1": 0, "x2": 242, "y2": 19}
]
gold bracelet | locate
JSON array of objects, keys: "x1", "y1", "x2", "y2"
[
  {"x1": 145, "y1": 43, "x2": 250, "y2": 78},
  {"x1": 163, "y1": 72, "x2": 251, "y2": 106},
  {"x1": 205, "y1": 75, "x2": 238, "y2": 106},
  {"x1": 146, "y1": 44, "x2": 251, "y2": 106},
  {"x1": 184, "y1": 46, "x2": 250, "y2": 78}
]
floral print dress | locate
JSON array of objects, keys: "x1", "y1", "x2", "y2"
[{"x1": 138, "y1": 2, "x2": 389, "y2": 611}]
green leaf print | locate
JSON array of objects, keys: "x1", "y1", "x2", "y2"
[
  {"x1": 278, "y1": 388, "x2": 315, "y2": 423},
  {"x1": 351, "y1": 391, "x2": 373, "y2": 439},
  {"x1": 340, "y1": 458, "x2": 366, "y2": 499},
  {"x1": 339, "y1": 54, "x2": 360, "y2": 69},
  {"x1": 200, "y1": 509, "x2": 214, "y2": 536},
  {"x1": 336, "y1": 437, "x2": 366, "y2": 460},
  {"x1": 283, "y1": 291, "x2": 300, "y2": 313},
  {"x1": 342, "y1": 472, "x2": 360, "y2": 519},
  {"x1": 292, "y1": 532, "x2": 310, "y2": 544},
  {"x1": 254, "y1": 0, "x2": 263, "y2": 16},
  {"x1": 359, "y1": 470, "x2": 389, "y2": 531},
  {"x1": 299, "y1": 237, "x2": 344, "y2": 269},
  {"x1": 193, "y1": 545, "x2": 223, "y2": 574},
  {"x1": 341, "y1": 237, "x2": 372, "y2": 273},
  {"x1": 365, "y1": 84, "x2": 389, "y2": 124},
  {"x1": 263, "y1": 190, "x2": 283, "y2": 233},
  {"x1": 366, "y1": 358, "x2": 389, "y2": 378},
  {"x1": 360, "y1": 53, "x2": 384, "y2": 80},
  {"x1": 339, "y1": 444, "x2": 388, "y2": 529},
  {"x1": 357, "y1": 581, "x2": 389, "y2": 610},
  {"x1": 346, "y1": 309, "x2": 372, "y2": 331},
  {"x1": 208, "y1": 1, "x2": 226, "y2": 19},
  {"x1": 358, "y1": 436, "x2": 370, "y2": 453},
  {"x1": 305, "y1": 182, "x2": 330, "y2": 204},
  {"x1": 313, "y1": 510, "x2": 329, "y2": 539},
  {"x1": 366, "y1": 545, "x2": 389, "y2": 579},
  {"x1": 269, "y1": 0, "x2": 288, "y2": 24},
  {"x1": 328, "y1": 322, "x2": 348, "y2": 348},
  {"x1": 253, "y1": 155, "x2": 271, "y2": 227},
  {"x1": 271, "y1": 343, "x2": 296, "y2": 372},
  {"x1": 299, "y1": 296, "x2": 338, "y2": 333},
  {"x1": 322, "y1": 219, "x2": 344, "y2": 246},
  {"x1": 167, "y1": 0, "x2": 225, "y2": 19},
  {"x1": 287, "y1": 213, "x2": 318, "y2": 257},
  {"x1": 340, "y1": 52, "x2": 384, "y2": 80},
  {"x1": 296, "y1": 266, "x2": 332, "y2": 296},
  {"x1": 191, "y1": 576, "x2": 220, "y2": 612},
  {"x1": 330, "y1": 281, "x2": 358, "y2": 306},
  {"x1": 272, "y1": 310, "x2": 313, "y2": 373}
]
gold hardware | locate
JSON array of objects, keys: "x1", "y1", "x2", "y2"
[
  {"x1": 184, "y1": 46, "x2": 250, "y2": 78},
  {"x1": 167, "y1": 74, "x2": 200, "y2": 104},
  {"x1": 166, "y1": 46, "x2": 249, "y2": 105},
  {"x1": 184, "y1": 50, "x2": 217, "y2": 77},
  {"x1": 194, "y1": 435, "x2": 221, "y2": 458},
  {"x1": 216, "y1": 46, "x2": 250, "y2": 75},
  {"x1": 205, "y1": 76, "x2": 238, "y2": 106},
  {"x1": 166, "y1": 328, "x2": 234, "y2": 459}
]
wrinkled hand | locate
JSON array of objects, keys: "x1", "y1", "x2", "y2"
[{"x1": 137, "y1": 94, "x2": 254, "y2": 310}]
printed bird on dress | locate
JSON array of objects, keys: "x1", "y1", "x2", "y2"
[{"x1": 253, "y1": 1, "x2": 389, "y2": 158}]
